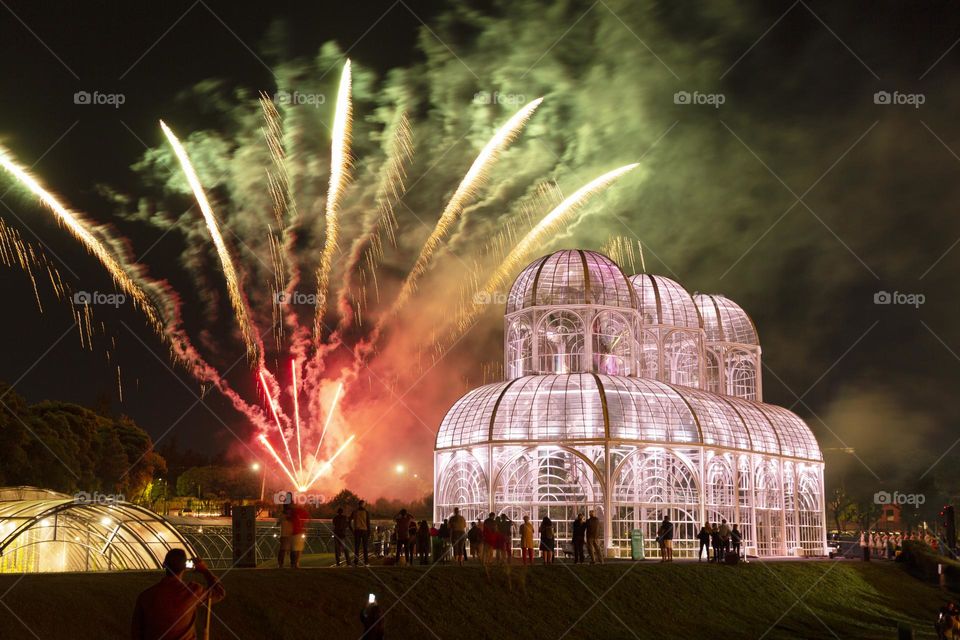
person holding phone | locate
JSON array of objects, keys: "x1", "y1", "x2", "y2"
[
  {"x1": 361, "y1": 593, "x2": 384, "y2": 639},
  {"x1": 131, "y1": 548, "x2": 225, "y2": 640}
]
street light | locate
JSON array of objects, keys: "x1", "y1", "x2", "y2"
[
  {"x1": 251, "y1": 462, "x2": 266, "y2": 502},
  {"x1": 395, "y1": 464, "x2": 405, "y2": 474}
]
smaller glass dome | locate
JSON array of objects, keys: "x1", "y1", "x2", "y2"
[
  {"x1": 694, "y1": 294, "x2": 759, "y2": 345},
  {"x1": 629, "y1": 274, "x2": 702, "y2": 328},
  {"x1": 507, "y1": 250, "x2": 636, "y2": 314}
]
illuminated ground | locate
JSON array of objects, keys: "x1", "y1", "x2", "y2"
[{"x1": 0, "y1": 560, "x2": 949, "y2": 639}]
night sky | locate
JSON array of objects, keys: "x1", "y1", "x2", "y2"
[{"x1": 1, "y1": 0, "x2": 959, "y2": 498}]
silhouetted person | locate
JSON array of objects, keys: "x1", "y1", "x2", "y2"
[
  {"x1": 417, "y1": 520, "x2": 430, "y2": 565},
  {"x1": 586, "y1": 510, "x2": 604, "y2": 564},
  {"x1": 572, "y1": 514, "x2": 586, "y2": 564},
  {"x1": 657, "y1": 514, "x2": 674, "y2": 562},
  {"x1": 361, "y1": 599, "x2": 385, "y2": 640},
  {"x1": 131, "y1": 549, "x2": 224, "y2": 640},
  {"x1": 697, "y1": 524, "x2": 710, "y2": 562},
  {"x1": 350, "y1": 500, "x2": 371, "y2": 566},
  {"x1": 395, "y1": 508, "x2": 414, "y2": 565},
  {"x1": 449, "y1": 507, "x2": 468, "y2": 566},
  {"x1": 731, "y1": 523, "x2": 742, "y2": 558},
  {"x1": 332, "y1": 508, "x2": 351, "y2": 566}
]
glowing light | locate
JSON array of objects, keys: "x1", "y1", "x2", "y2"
[
  {"x1": 259, "y1": 369, "x2": 297, "y2": 475},
  {"x1": 0, "y1": 147, "x2": 163, "y2": 332},
  {"x1": 291, "y1": 359, "x2": 302, "y2": 471},
  {"x1": 100, "y1": 517, "x2": 111, "y2": 527},
  {"x1": 314, "y1": 60, "x2": 353, "y2": 340},
  {"x1": 310, "y1": 382, "x2": 343, "y2": 464},
  {"x1": 385, "y1": 97, "x2": 543, "y2": 319},
  {"x1": 160, "y1": 120, "x2": 259, "y2": 361},
  {"x1": 454, "y1": 164, "x2": 640, "y2": 336},
  {"x1": 251, "y1": 462, "x2": 261, "y2": 472},
  {"x1": 40, "y1": 518, "x2": 51, "y2": 526},
  {"x1": 303, "y1": 433, "x2": 356, "y2": 489},
  {"x1": 395, "y1": 464, "x2": 405, "y2": 474}
]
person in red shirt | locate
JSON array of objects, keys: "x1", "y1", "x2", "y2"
[
  {"x1": 288, "y1": 503, "x2": 309, "y2": 569},
  {"x1": 131, "y1": 548, "x2": 225, "y2": 640}
]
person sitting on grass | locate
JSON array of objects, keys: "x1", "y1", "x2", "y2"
[{"x1": 131, "y1": 549, "x2": 225, "y2": 640}]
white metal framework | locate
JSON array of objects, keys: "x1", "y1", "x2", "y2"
[
  {"x1": 436, "y1": 250, "x2": 826, "y2": 558},
  {"x1": 0, "y1": 487, "x2": 194, "y2": 572}
]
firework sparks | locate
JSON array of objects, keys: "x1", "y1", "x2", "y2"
[
  {"x1": 384, "y1": 97, "x2": 544, "y2": 320},
  {"x1": 160, "y1": 120, "x2": 260, "y2": 362},
  {"x1": 313, "y1": 60, "x2": 353, "y2": 342},
  {"x1": 0, "y1": 147, "x2": 163, "y2": 331},
  {"x1": 451, "y1": 163, "x2": 640, "y2": 336}
]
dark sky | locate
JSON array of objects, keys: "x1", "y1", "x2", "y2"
[
  {"x1": 0, "y1": 0, "x2": 959, "y2": 495},
  {"x1": 0, "y1": 0, "x2": 443, "y2": 457}
]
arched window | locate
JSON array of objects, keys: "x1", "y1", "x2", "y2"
[
  {"x1": 506, "y1": 319, "x2": 533, "y2": 378},
  {"x1": 612, "y1": 448, "x2": 699, "y2": 558},
  {"x1": 637, "y1": 329, "x2": 659, "y2": 380},
  {"x1": 663, "y1": 330, "x2": 701, "y2": 387},
  {"x1": 536, "y1": 311, "x2": 585, "y2": 374},
  {"x1": 591, "y1": 311, "x2": 632, "y2": 375},
  {"x1": 705, "y1": 454, "x2": 736, "y2": 525},
  {"x1": 704, "y1": 348, "x2": 722, "y2": 394},
  {"x1": 753, "y1": 460, "x2": 783, "y2": 556},
  {"x1": 727, "y1": 350, "x2": 757, "y2": 400},
  {"x1": 437, "y1": 454, "x2": 488, "y2": 524},
  {"x1": 797, "y1": 472, "x2": 824, "y2": 553}
]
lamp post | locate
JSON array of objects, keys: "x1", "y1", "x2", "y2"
[{"x1": 251, "y1": 462, "x2": 266, "y2": 503}]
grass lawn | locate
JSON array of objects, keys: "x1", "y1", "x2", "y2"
[{"x1": 0, "y1": 558, "x2": 952, "y2": 639}]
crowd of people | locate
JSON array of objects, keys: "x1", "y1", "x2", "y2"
[
  {"x1": 325, "y1": 506, "x2": 650, "y2": 566},
  {"x1": 858, "y1": 530, "x2": 939, "y2": 560},
  {"x1": 695, "y1": 519, "x2": 743, "y2": 563}
]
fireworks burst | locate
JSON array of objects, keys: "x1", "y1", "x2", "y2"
[{"x1": 0, "y1": 59, "x2": 639, "y2": 494}]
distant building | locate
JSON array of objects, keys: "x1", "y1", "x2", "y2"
[{"x1": 434, "y1": 249, "x2": 826, "y2": 558}]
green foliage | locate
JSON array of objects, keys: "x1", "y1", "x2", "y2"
[{"x1": 0, "y1": 383, "x2": 164, "y2": 496}]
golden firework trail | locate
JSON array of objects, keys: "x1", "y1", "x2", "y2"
[
  {"x1": 160, "y1": 120, "x2": 260, "y2": 362},
  {"x1": 453, "y1": 163, "x2": 639, "y2": 336},
  {"x1": 313, "y1": 60, "x2": 353, "y2": 343},
  {"x1": 384, "y1": 97, "x2": 544, "y2": 319},
  {"x1": 0, "y1": 147, "x2": 163, "y2": 331},
  {"x1": 338, "y1": 110, "x2": 413, "y2": 328}
]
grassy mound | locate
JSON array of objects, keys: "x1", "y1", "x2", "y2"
[{"x1": 0, "y1": 559, "x2": 952, "y2": 639}]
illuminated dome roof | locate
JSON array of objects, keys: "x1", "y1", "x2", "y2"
[
  {"x1": 506, "y1": 250, "x2": 636, "y2": 314},
  {"x1": 0, "y1": 489, "x2": 195, "y2": 572},
  {"x1": 694, "y1": 294, "x2": 759, "y2": 345},
  {"x1": 435, "y1": 373, "x2": 820, "y2": 460},
  {"x1": 629, "y1": 274, "x2": 701, "y2": 328}
]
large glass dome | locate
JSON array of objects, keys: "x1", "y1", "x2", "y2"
[
  {"x1": 629, "y1": 274, "x2": 701, "y2": 329},
  {"x1": 436, "y1": 373, "x2": 820, "y2": 460},
  {"x1": 438, "y1": 248, "x2": 824, "y2": 560},
  {"x1": 694, "y1": 293, "x2": 759, "y2": 345},
  {"x1": 506, "y1": 250, "x2": 636, "y2": 314}
]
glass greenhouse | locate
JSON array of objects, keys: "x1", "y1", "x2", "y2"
[
  {"x1": 0, "y1": 487, "x2": 194, "y2": 572},
  {"x1": 435, "y1": 250, "x2": 826, "y2": 558}
]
